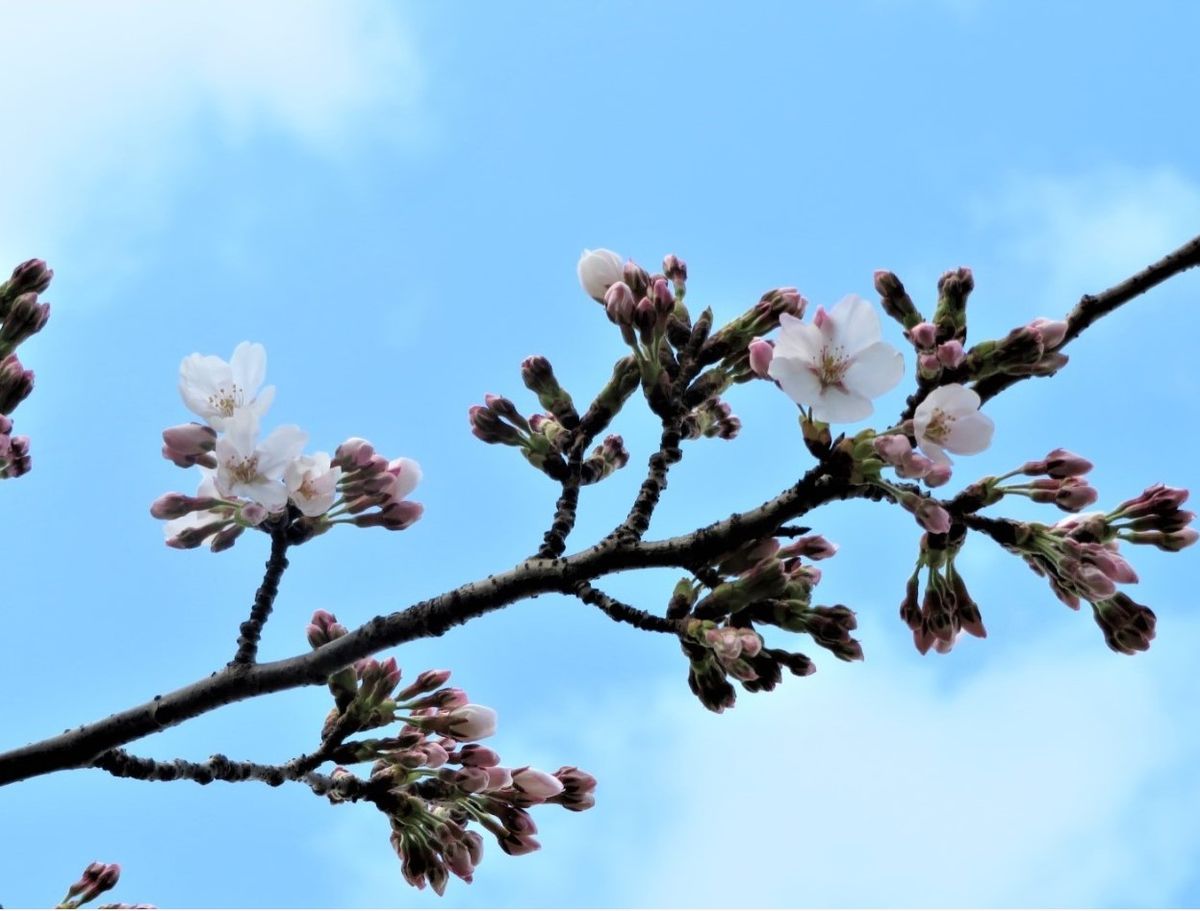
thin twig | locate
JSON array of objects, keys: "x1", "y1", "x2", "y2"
[
  {"x1": 569, "y1": 581, "x2": 683, "y2": 634},
  {"x1": 230, "y1": 526, "x2": 290, "y2": 666}
]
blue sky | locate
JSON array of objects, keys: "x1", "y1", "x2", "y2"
[{"x1": 2, "y1": 0, "x2": 1199, "y2": 906}]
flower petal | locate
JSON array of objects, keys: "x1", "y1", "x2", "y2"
[
  {"x1": 944, "y1": 411, "x2": 995, "y2": 455},
  {"x1": 811, "y1": 386, "x2": 874, "y2": 423},
  {"x1": 828, "y1": 294, "x2": 882, "y2": 354},
  {"x1": 230, "y1": 342, "x2": 267, "y2": 397},
  {"x1": 843, "y1": 340, "x2": 905, "y2": 397},
  {"x1": 769, "y1": 356, "x2": 823, "y2": 406},
  {"x1": 256, "y1": 425, "x2": 309, "y2": 477}
]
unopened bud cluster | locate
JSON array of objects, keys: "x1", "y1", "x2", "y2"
[
  {"x1": 899, "y1": 532, "x2": 987, "y2": 655},
  {"x1": 965, "y1": 316, "x2": 1069, "y2": 381},
  {"x1": 0, "y1": 258, "x2": 53, "y2": 480},
  {"x1": 996, "y1": 484, "x2": 1195, "y2": 652},
  {"x1": 668, "y1": 534, "x2": 846, "y2": 712},
  {"x1": 306, "y1": 611, "x2": 595, "y2": 895},
  {"x1": 154, "y1": 343, "x2": 422, "y2": 550}
]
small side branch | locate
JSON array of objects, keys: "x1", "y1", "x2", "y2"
[
  {"x1": 612, "y1": 422, "x2": 684, "y2": 543},
  {"x1": 536, "y1": 452, "x2": 584, "y2": 560},
  {"x1": 230, "y1": 526, "x2": 290, "y2": 666},
  {"x1": 973, "y1": 232, "x2": 1200, "y2": 403},
  {"x1": 570, "y1": 580, "x2": 682, "y2": 634}
]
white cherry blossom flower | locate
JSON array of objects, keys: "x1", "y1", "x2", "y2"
[
  {"x1": 767, "y1": 294, "x2": 904, "y2": 422},
  {"x1": 284, "y1": 452, "x2": 342, "y2": 517},
  {"x1": 179, "y1": 341, "x2": 275, "y2": 430},
  {"x1": 577, "y1": 248, "x2": 624, "y2": 302},
  {"x1": 913, "y1": 383, "x2": 994, "y2": 464},
  {"x1": 214, "y1": 414, "x2": 307, "y2": 511}
]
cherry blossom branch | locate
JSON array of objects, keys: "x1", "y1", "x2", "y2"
[
  {"x1": 230, "y1": 525, "x2": 290, "y2": 665},
  {"x1": 536, "y1": 450, "x2": 583, "y2": 559},
  {"x1": 611, "y1": 421, "x2": 684, "y2": 543},
  {"x1": 92, "y1": 748, "x2": 305, "y2": 789},
  {"x1": 972, "y1": 231, "x2": 1200, "y2": 403},
  {"x1": 0, "y1": 457, "x2": 858, "y2": 788},
  {"x1": 895, "y1": 232, "x2": 1200, "y2": 420},
  {"x1": 569, "y1": 580, "x2": 683, "y2": 634}
]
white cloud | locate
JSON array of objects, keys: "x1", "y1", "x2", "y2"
[
  {"x1": 0, "y1": 0, "x2": 423, "y2": 265},
  {"x1": 974, "y1": 167, "x2": 1200, "y2": 311},
  {"x1": 601, "y1": 612, "x2": 1200, "y2": 907}
]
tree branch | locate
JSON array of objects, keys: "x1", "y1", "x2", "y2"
[
  {"x1": 230, "y1": 525, "x2": 290, "y2": 665},
  {"x1": 569, "y1": 580, "x2": 683, "y2": 634},
  {"x1": 0, "y1": 457, "x2": 854, "y2": 788},
  {"x1": 973, "y1": 232, "x2": 1200, "y2": 403}
]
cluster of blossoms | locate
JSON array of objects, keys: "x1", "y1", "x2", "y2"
[
  {"x1": 666, "y1": 533, "x2": 852, "y2": 711},
  {"x1": 0, "y1": 259, "x2": 52, "y2": 480},
  {"x1": 996, "y1": 485, "x2": 1195, "y2": 653},
  {"x1": 306, "y1": 611, "x2": 595, "y2": 894},
  {"x1": 57, "y1": 862, "x2": 150, "y2": 909},
  {"x1": 899, "y1": 530, "x2": 988, "y2": 655},
  {"x1": 152, "y1": 343, "x2": 422, "y2": 549}
]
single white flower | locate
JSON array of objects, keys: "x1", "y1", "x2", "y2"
[
  {"x1": 215, "y1": 414, "x2": 308, "y2": 511},
  {"x1": 577, "y1": 248, "x2": 624, "y2": 302},
  {"x1": 767, "y1": 294, "x2": 904, "y2": 422},
  {"x1": 179, "y1": 341, "x2": 276, "y2": 430},
  {"x1": 284, "y1": 452, "x2": 342, "y2": 517},
  {"x1": 913, "y1": 383, "x2": 994, "y2": 464}
]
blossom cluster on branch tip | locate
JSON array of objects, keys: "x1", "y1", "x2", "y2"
[
  {"x1": 306, "y1": 610, "x2": 595, "y2": 895},
  {"x1": 153, "y1": 343, "x2": 422, "y2": 551},
  {"x1": 0, "y1": 258, "x2": 53, "y2": 480}
]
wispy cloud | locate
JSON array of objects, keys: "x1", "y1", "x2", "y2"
[
  {"x1": 0, "y1": 0, "x2": 424, "y2": 263},
  {"x1": 973, "y1": 166, "x2": 1200, "y2": 311},
  {"x1": 605, "y1": 612, "x2": 1200, "y2": 907}
]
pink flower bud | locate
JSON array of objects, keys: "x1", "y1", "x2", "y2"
[
  {"x1": 306, "y1": 610, "x2": 348, "y2": 648},
  {"x1": 150, "y1": 492, "x2": 220, "y2": 520},
  {"x1": 1030, "y1": 317, "x2": 1068, "y2": 348},
  {"x1": 445, "y1": 704, "x2": 497, "y2": 740},
  {"x1": 1043, "y1": 448, "x2": 1093, "y2": 479},
  {"x1": 239, "y1": 502, "x2": 268, "y2": 526},
  {"x1": 161, "y1": 422, "x2": 217, "y2": 455},
  {"x1": 908, "y1": 321, "x2": 937, "y2": 348},
  {"x1": 873, "y1": 433, "x2": 912, "y2": 464},
  {"x1": 915, "y1": 500, "x2": 952, "y2": 534},
  {"x1": 748, "y1": 338, "x2": 775, "y2": 378},
  {"x1": 924, "y1": 463, "x2": 953, "y2": 488},
  {"x1": 512, "y1": 766, "x2": 566, "y2": 799},
  {"x1": 457, "y1": 744, "x2": 501, "y2": 768},
  {"x1": 918, "y1": 352, "x2": 941, "y2": 377},
  {"x1": 333, "y1": 437, "x2": 375, "y2": 470},
  {"x1": 1055, "y1": 477, "x2": 1098, "y2": 512},
  {"x1": 485, "y1": 765, "x2": 513, "y2": 790},
  {"x1": 603, "y1": 280, "x2": 636, "y2": 325},
  {"x1": 936, "y1": 339, "x2": 965, "y2": 369},
  {"x1": 652, "y1": 277, "x2": 674, "y2": 316},
  {"x1": 662, "y1": 253, "x2": 688, "y2": 285}
]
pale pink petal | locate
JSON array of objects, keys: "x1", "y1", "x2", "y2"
[
  {"x1": 256, "y1": 425, "x2": 309, "y2": 477},
  {"x1": 230, "y1": 342, "x2": 267, "y2": 397},
  {"x1": 769, "y1": 357, "x2": 823, "y2": 405},
  {"x1": 811, "y1": 386, "x2": 873, "y2": 423},
  {"x1": 390, "y1": 457, "x2": 423, "y2": 501},
  {"x1": 828, "y1": 295, "x2": 882, "y2": 354},
  {"x1": 773, "y1": 313, "x2": 822, "y2": 361},
  {"x1": 843, "y1": 340, "x2": 904, "y2": 397},
  {"x1": 944, "y1": 411, "x2": 994, "y2": 455}
]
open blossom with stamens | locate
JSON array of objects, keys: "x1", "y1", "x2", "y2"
[
  {"x1": 767, "y1": 295, "x2": 904, "y2": 422},
  {"x1": 215, "y1": 414, "x2": 307, "y2": 511},
  {"x1": 285, "y1": 452, "x2": 342, "y2": 517},
  {"x1": 913, "y1": 383, "x2": 994, "y2": 464},
  {"x1": 179, "y1": 341, "x2": 275, "y2": 430}
]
